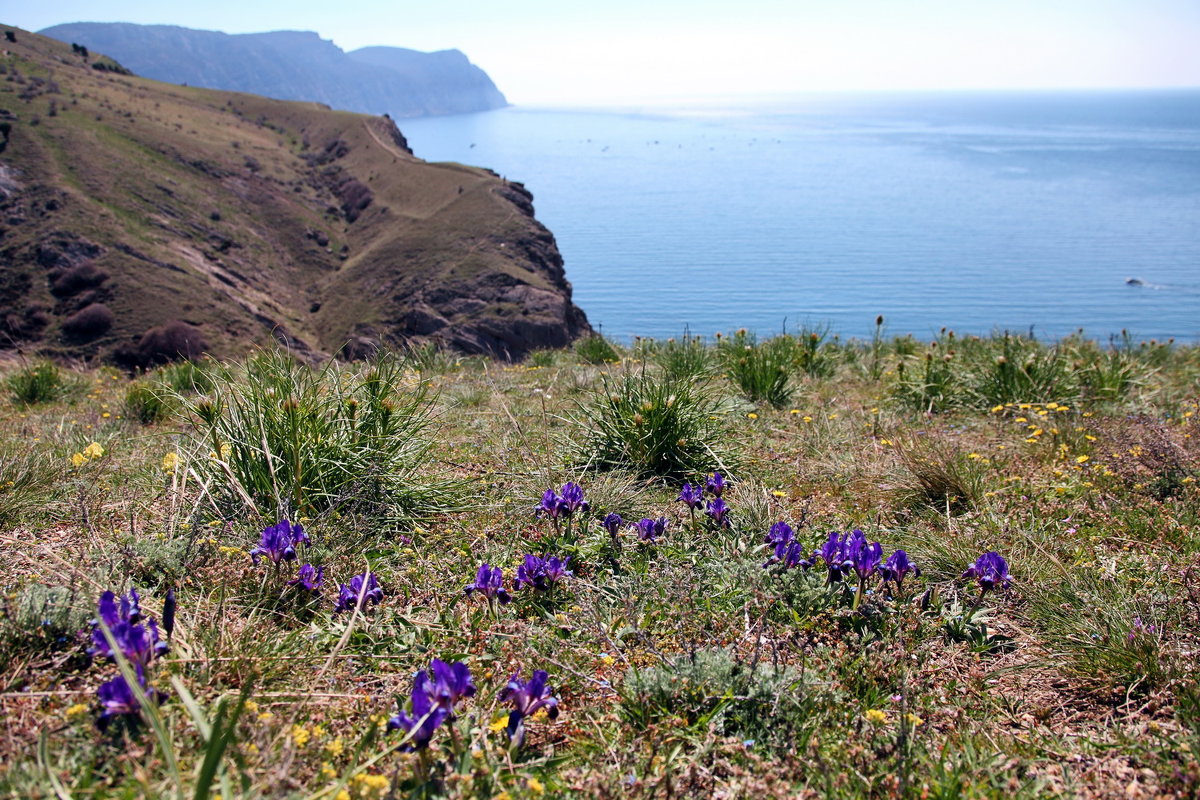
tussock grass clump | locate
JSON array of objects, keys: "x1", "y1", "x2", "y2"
[
  {"x1": 719, "y1": 331, "x2": 796, "y2": 408},
  {"x1": 893, "y1": 348, "x2": 966, "y2": 412},
  {"x1": 574, "y1": 334, "x2": 620, "y2": 365},
  {"x1": 123, "y1": 381, "x2": 173, "y2": 425},
  {"x1": 794, "y1": 325, "x2": 838, "y2": 378},
  {"x1": 157, "y1": 359, "x2": 215, "y2": 395},
  {"x1": 524, "y1": 348, "x2": 559, "y2": 368},
  {"x1": 5, "y1": 361, "x2": 75, "y2": 405},
  {"x1": 968, "y1": 333, "x2": 1080, "y2": 407},
  {"x1": 893, "y1": 437, "x2": 988, "y2": 514},
  {"x1": 654, "y1": 333, "x2": 716, "y2": 380},
  {"x1": 572, "y1": 365, "x2": 735, "y2": 479},
  {"x1": 0, "y1": 439, "x2": 61, "y2": 528},
  {"x1": 401, "y1": 341, "x2": 461, "y2": 377},
  {"x1": 178, "y1": 349, "x2": 461, "y2": 524}
]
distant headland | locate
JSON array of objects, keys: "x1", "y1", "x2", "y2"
[{"x1": 38, "y1": 22, "x2": 509, "y2": 118}]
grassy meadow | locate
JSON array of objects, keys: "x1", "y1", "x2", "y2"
[{"x1": 1, "y1": 327, "x2": 1198, "y2": 799}]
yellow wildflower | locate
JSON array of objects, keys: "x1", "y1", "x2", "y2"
[
  {"x1": 905, "y1": 713, "x2": 924, "y2": 727},
  {"x1": 325, "y1": 737, "x2": 345, "y2": 757},
  {"x1": 490, "y1": 714, "x2": 510, "y2": 733},
  {"x1": 747, "y1": 412, "x2": 758, "y2": 420},
  {"x1": 162, "y1": 452, "x2": 179, "y2": 473},
  {"x1": 864, "y1": 709, "x2": 889, "y2": 724},
  {"x1": 292, "y1": 725, "x2": 311, "y2": 747},
  {"x1": 528, "y1": 777, "x2": 545, "y2": 796},
  {"x1": 879, "y1": 439, "x2": 893, "y2": 446},
  {"x1": 335, "y1": 792, "x2": 351, "y2": 800},
  {"x1": 1075, "y1": 455, "x2": 1089, "y2": 464},
  {"x1": 82, "y1": 441, "x2": 105, "y2": 459},
  {"x1": 770, "y1": 490, "x2": 786, "y2": 497},
  {"x1": 789, "y1": 409, "x2": 800, "y2": 414},
  {"x1": 65, "y1": 703, "x2": 89, "y2": 718},
  {"x1": 257, "y1": 711, "x2": 274, "y2": 722},
  {"x1": 70, "y1": 452, "x2": 87, "y2": 467},
  {"x1": 352, "y1": 773, "x2": 389, "y2": 798},
  {"x1": 321, "y1": 764, "x2": 337, "y2": 779},
  {"x1": 991, "y1": 405, "x2": 1004, "y2": 413},
  {"x1": 802, "y1": 416, "x2": 812, "y2": 423},
  {"x1": 967, "y1": 453, "x2": 981, "y2": 460}
]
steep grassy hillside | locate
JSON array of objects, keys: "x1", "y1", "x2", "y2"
[{"x1": 0, "y1": 26, "x2": 587, "y2": 365}]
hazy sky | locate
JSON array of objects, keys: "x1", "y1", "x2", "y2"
[{"x1": 11, "y1": 0, "x2": 1200, "y2": 105}]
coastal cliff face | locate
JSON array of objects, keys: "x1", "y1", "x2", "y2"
[
  {"x1": 0, "y1": 28, "x2": 589, "y2": 364},
  {"x1": 37, "y1": 23, "x2": 508, "y2": 118}
]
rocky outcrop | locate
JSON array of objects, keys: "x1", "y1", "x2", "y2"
[{"x1": 38, "y1": 23, "x2": 508, "y2": 118}]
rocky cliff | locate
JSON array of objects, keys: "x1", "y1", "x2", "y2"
[
  {"x1": 38, "y1": 22, "x2": 508, "y2": 118},
  {"x1": 0, "y1": 27, "x2": 588, "y2": 364}
]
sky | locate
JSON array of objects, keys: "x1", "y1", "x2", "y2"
[{"x1": 9, "y1": 0, "x2": 1200, "y2": 105}]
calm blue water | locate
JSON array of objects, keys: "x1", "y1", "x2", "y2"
[{"x1": 400, "y1": 90, "x2": 1200, "y2": 343}]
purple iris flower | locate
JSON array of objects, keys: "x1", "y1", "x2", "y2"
[
  {"x1": 287, "y1": 563, "x2": 324, "y2": 592},
  {"x1": 677, "y1": 483, "x2": 704, "y2": 510},
  {"x1": 515, "y1": 554, "x2": 572, "y2": 591},
  {"x1": 96, "y1": 667, "x2": 163, "y2": 730},
  {"x1": 601, "y1": 512, "x2": 624, "y2": 537},
  {"x1": 90, "y1": 590, "x2": 167, "y2": 667},
  {"x1": 249, "y1": 519, "x2": 308, "y2": 565},
  {"x1": 762, "y1": 521, "x2": 796, "y2": 567},
  {"x1": 535, "y1": 483, "x2": 590, "y2": 520},
  {"x1": 845, "y1": 530, "x2": 883, "y2": 582},
  {"x1": 333, "y1": 572, "x2": 383, "y2": 613},
  {"x1": 816, "y1": 531, "x2": 850, "y2": 582},
  {"x1": 881, "y1": 550, "x2": 920, "y2": 589},
  {"x1": 781, "y1": 541, "x2": 810, "y2": 569},
  {"x1": 465, "y1": 563, "x2": 512, "y2": 604},
  {"x1": 634, "y1": 517, "x2": 667, "y2": 543},
  {"x1": 766, "y1": 521, "x2": 794, "y2": 548},
  {"x1": 427, "y1": 659, "x2": 476, "y2": 712},
  {"x1": 962, "y1": 551, "x2": 1011, "y2": 593},
  {"x1": 705, "y1": 472, "x2": 725, "y2": 498},
  {"x1": 387, "y1": 671, "x2": 449, "y2": 751},
  {"x1": 536, "y1": 488, "x2": 563, "y2": 519},
  {"x1": 705, "y1": 498, "x2": 731, "y2": 528},
  {"x1": 162, "y1": 589, "x2": 176, "y2": 639},
  {"x1": 559, "y1": 482, "x2": 589, "y2": 514},
  {"x1": 499, "y1": 669, "x2": 560, "y2": 741}
]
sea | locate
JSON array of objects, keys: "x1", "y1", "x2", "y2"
[{"x1": 399, "y1": 90, "x2": 1200, "y2": 344}]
